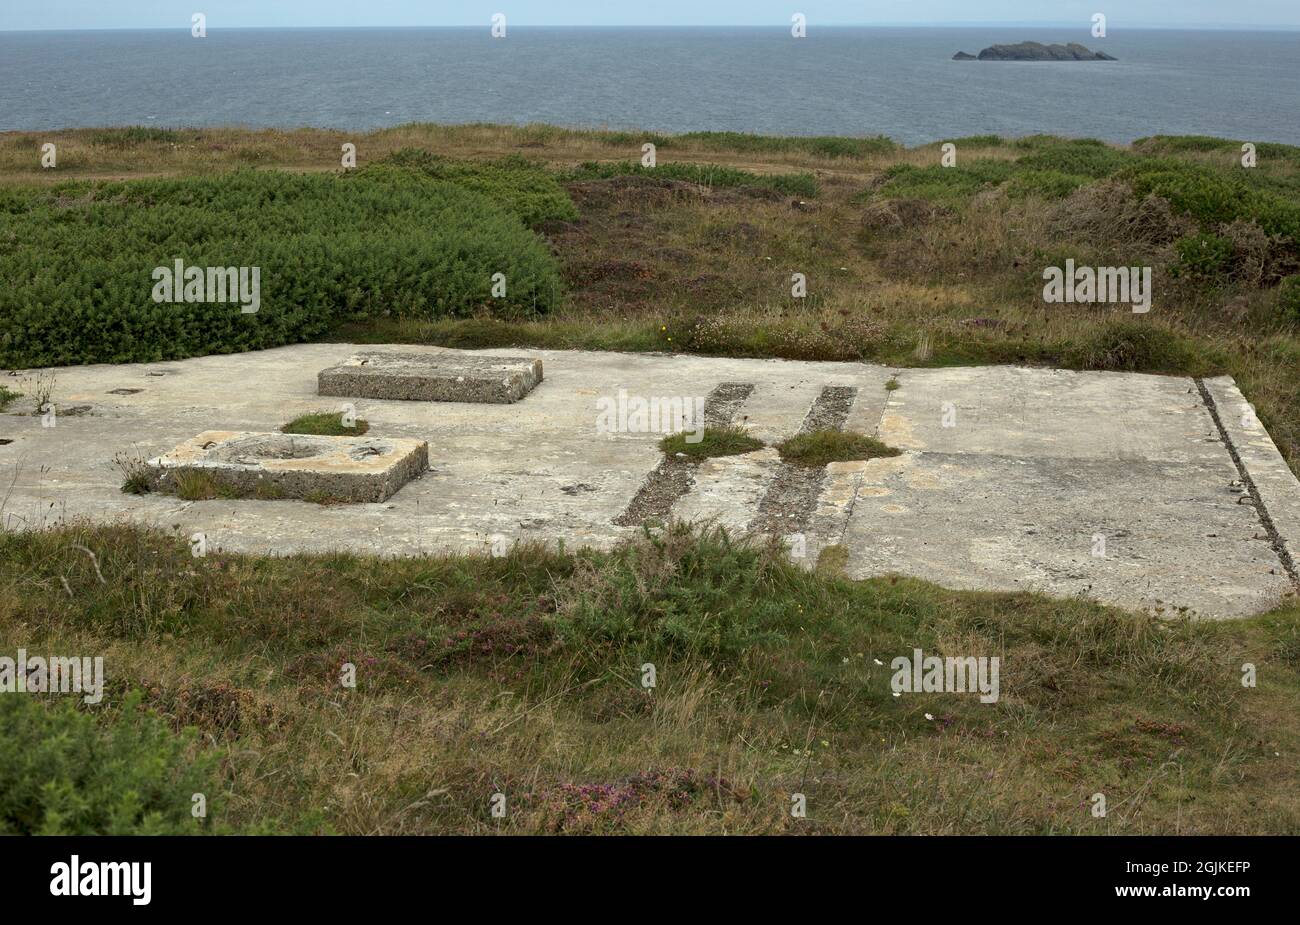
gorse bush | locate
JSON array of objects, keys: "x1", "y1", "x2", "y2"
[
  {"x1": 0, "y1": 169, "x2": 566, "y2": 367},
  {"x1": 1279, "y1": 275, "x2": 1300, "y2": 321},
  {"x1": 1014, "y1": 141, "x2": 1132, "y2": 178},
  {"x1": 1123, "y1": 160, "x2": 1300, "y2": 247},
  {"x1": 1173, "y1": 232, "x2": 1236, "y2": 281},
  {"x1": 1006, "y1": 169, "x2": 1089, "y2": 200},
  {"x1": 0, "y1": 692, "x2": 217, "y2": 834},
  {"x1": 876, "y1": 159, "x2": 1017, "y2": 204},
  {"x1": 371, "y1": 149, "x2": 578, "y2": 226}
]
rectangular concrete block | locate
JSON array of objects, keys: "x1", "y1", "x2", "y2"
[
  {"x1": 318, "y1": 352, "x2": 543, "y2": 404},
  {"x1": 148, "y1": 431, "x2": 428, "y2": 503}
]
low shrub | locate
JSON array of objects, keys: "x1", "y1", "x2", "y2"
[
  {"x1": 0, "y1": 170, "x2": 564, "y2": 367},
  {"x1": 1279, "y1": 275, "x2": 1300, "y2": 321},
  {"x1": 0, "y1": 692, "x2": 218, "y2": 834},
  {"x1": 1007, "y1": 169, "x2": 1089, "y2": 200},
  {"x1": 371, "y1": 149, "x2": 577, "y2": 226},
  {"x1": 1015, "y1": 141, "x2": 1131, "y2": 178},
  {"x1": 875, "y1": 160, "x2": 1016, "y2": 205},
  {"x1": 1122, "y1": 159, "x2": 1300, "y2": 247},
  {"x1": 1172, "y1": 232, "x2": 1235, "y2": 281}
]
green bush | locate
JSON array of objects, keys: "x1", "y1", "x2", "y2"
[
  {"x1": 1123, "y1": 160, "x2": 1247, "y2": 226},
  {"x1": 1006, "y1": 169, "x2": 1089, "y2": 200},
  {"x1": 567, "y1": 161, "x2": 819, "y2": 198},
  {"x1": 876, "y1": 159, "x2": 1016, "y2": 204},
  {"x1": 1121, "y1": 160, "x2": 1300, "y2": 249},
  {"x1": 0, "y1": 170, "x2": 564, "y2": 367},
  {"x1": 371, "y1": 149, "x2": 577, "y2": 226},
  {"x1": 0, "y1": 692, "x2": 217, "y2": 834},
  {"x1": 1015, "y1": 142, "x2": 1131, "y2": 178},
  {"x1": 1135, "y1": 135, "x2": 1300, "y2": 162},
  {"x1": 1172, "y1": 233, "x2": 1235, "y2": 280},
  {"x1": 1279, "y1": 275, "x2": 1300, "y2": 320}
]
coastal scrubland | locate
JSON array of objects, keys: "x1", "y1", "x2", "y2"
[
  {"x1": 3, "y1": 123, "x2": 1298, "y2": 467},
  {"x1": 2, "y1": 124, "x2": 1299, "y2": 834}
]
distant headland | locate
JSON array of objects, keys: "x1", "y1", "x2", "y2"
[{"x1": 953, "y1": 42, "x2": 1117, "y2": 61}]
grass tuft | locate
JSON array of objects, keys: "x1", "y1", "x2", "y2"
[
  {"x1": 777, "y1": 430, "x2": 902, "y2": 467},
  {"x1": 659, "y1": 425, "x2": 764, "y2": 460}
]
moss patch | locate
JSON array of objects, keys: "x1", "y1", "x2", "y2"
[{"x1": 281, "y1": 411, "x2": 370, "y2": 437}]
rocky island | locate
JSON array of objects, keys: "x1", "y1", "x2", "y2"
[{"x1": 953, "y1": 42, "x2": 1116, "y2": 61}]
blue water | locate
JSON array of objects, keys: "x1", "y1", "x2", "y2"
[{"x1": 1, "y1": 26, "x2": 1298, "y2": 144}]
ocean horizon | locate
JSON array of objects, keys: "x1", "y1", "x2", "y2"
[{"x1": 2, "y1": 25, "x2": 1298, "y2": 144}]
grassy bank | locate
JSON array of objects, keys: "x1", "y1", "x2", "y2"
[{"x1": 2, "y1": 523, "x2": 1297, "y2": 835}]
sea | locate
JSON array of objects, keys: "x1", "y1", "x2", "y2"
[{"x1": 1, "y1": 26, "x2": 1298, "y2": 145}]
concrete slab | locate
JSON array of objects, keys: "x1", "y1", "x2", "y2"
[
  {"x1": 148, "y1": 431, "x2": 429, "y2": 503},
  {"x1": 841, "y1": 452, "x2": 1290, "y2": 618},
  {"x1": 318, "y1": 352, "x2": 543, "y2": 404},
  {"x1": 2, "y1": 345, "x2": 1297, "y2": 618}
]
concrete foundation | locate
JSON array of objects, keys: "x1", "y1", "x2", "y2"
[
  {"x1": 3, "y1": 344, "x2": 1299, "y2": 618},
  {"x1": 318, "y1": 352, "x2": 543, "y2": 404},
  {"x1": 148, "y1": 431, "x2": 429, "y2": 503}
]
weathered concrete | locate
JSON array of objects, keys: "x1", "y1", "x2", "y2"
[
  {"x1": 148, "y1": 431, "x2": 429, "y2": 503},
  {"x1": 2, "y1": 345, "x2": 1298, "y2": 619},
  {"x1": 318, "y1": 352, "x2": 543, "y2": 403}
]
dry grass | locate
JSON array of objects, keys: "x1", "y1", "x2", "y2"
[{"x1": 1, "y1": 522, "x2": 1297, "y2": 834}]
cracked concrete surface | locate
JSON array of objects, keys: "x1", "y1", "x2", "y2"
[{"x1": 2, "y1": 344, "x2": 1298, "y2": 618}]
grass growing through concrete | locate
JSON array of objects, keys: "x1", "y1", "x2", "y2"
[
  {"x1": 659, "y1": 425, "x2": 764, "y2": 460},
  {"x1": 0, "y1": 387, "x2": 20, "y2": 412},
  {"x1": 169, "y1": 471, "x2": 283, "y2": 502},
  {"x1": 112, "y1": 449, "x2": 153, "y2": 496},
  {"x1": 777, "y1": 430, "x2": 903, "y2": 467},
  {"x1": 1, "y1": 522, "x2": 1296, "y2": 834},
  {"x1": 281, "y1": 411, "x2": 370, "y2": 437}
]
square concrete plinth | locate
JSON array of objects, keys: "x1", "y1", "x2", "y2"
[
  {"x1": 148, "y1": 431, "x2": 429, "y2": 503},
  {"x1": 318, "y1": 352, "x2": 543, "y2": 404}
]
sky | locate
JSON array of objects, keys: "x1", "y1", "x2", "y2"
[{"x1": 2, "y1": 1, "x2": 1297, "y2": 32}]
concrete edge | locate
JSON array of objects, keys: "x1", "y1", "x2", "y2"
[{"x1": 1200, "y1": 376, "x2": 1300, "y2": 591}]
